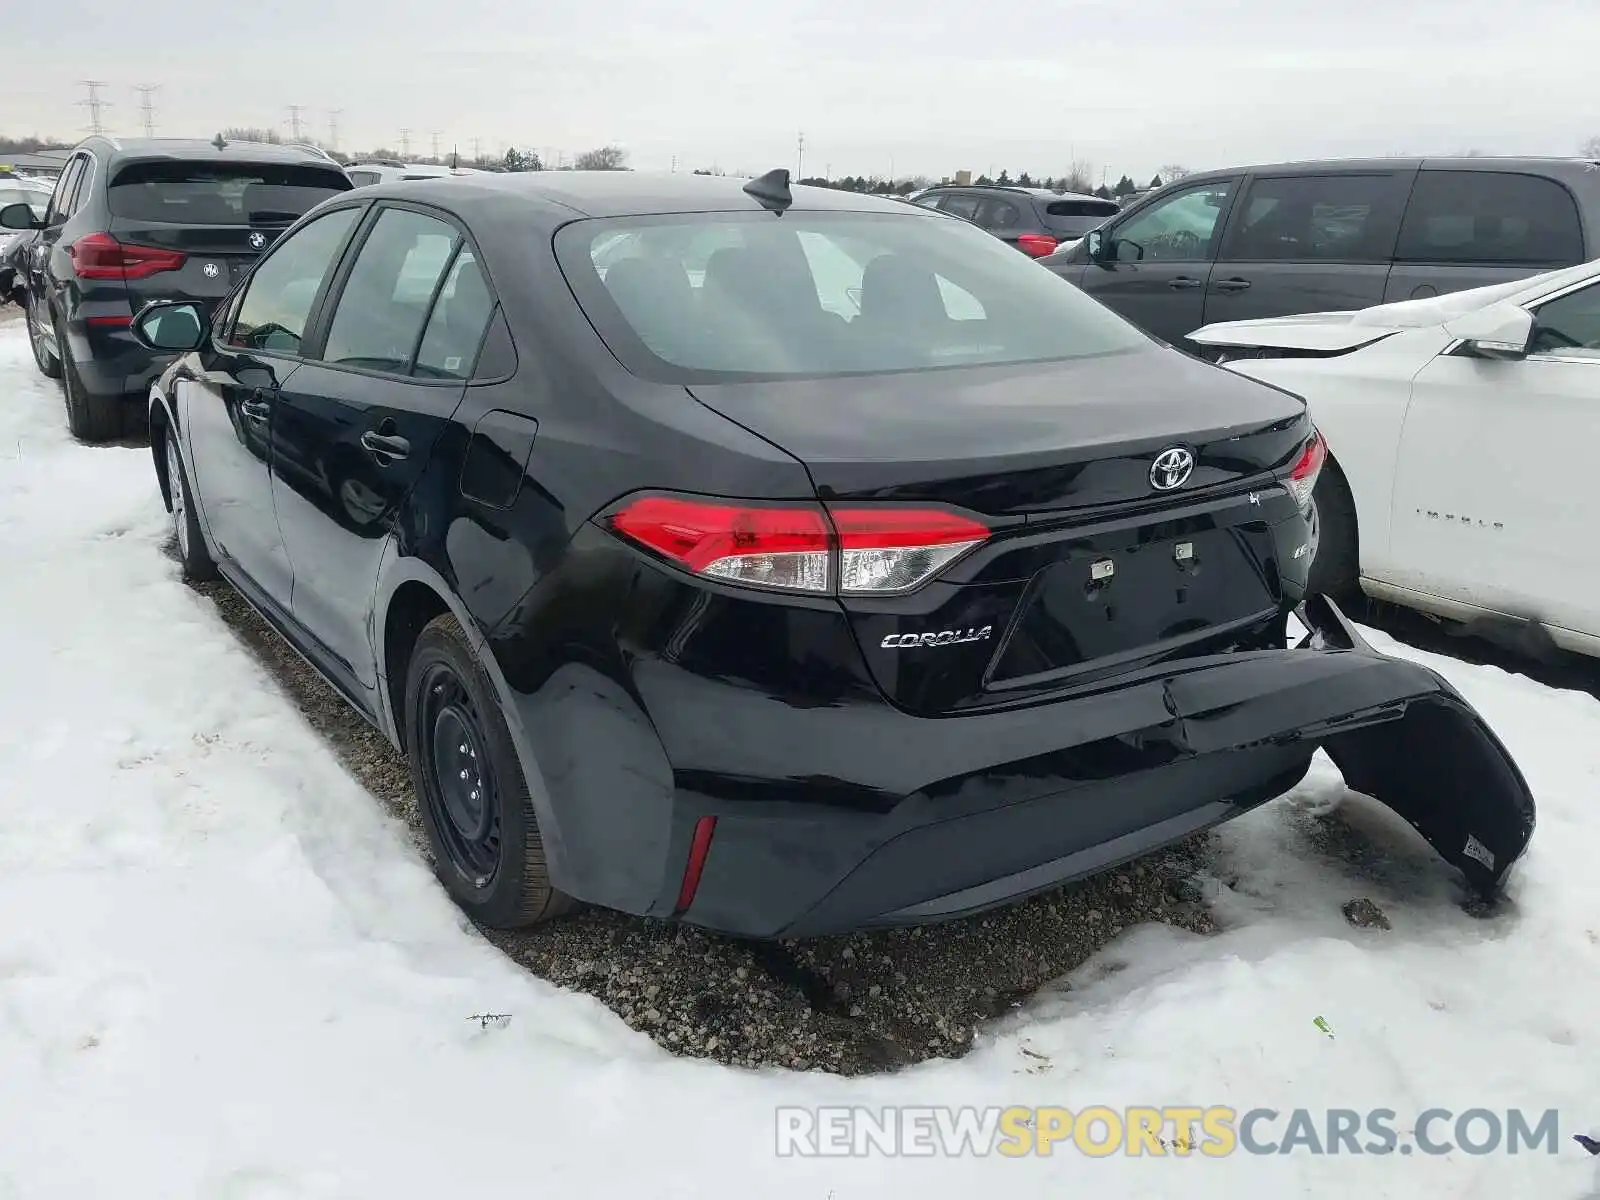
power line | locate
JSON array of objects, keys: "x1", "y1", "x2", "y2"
[
  {"x1": 286, "y1": 105, "x2": 306, "y2": 141},
  {"x1": 78, "y1": 81, "x2": 111, "y2": 135},
  {"x1": 327, "y1": 109, "x2": 343, "y2": 151},
  {"x1": 134, "y1": 85, "x2": 159, "y2": 137}
]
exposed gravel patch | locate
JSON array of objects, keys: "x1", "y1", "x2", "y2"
[{"x1": 192, "y1": 575, "x2": 1218, "y2": 1074}]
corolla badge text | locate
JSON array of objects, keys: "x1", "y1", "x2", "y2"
[{"x1": 881, "y1": 626, "x2": 993, "y2": 650}]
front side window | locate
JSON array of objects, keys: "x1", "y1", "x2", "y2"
[
  {"x1": 0, "y1": 186, "x2": 49, "y2": 220},
  {"x1": 1530, "y1": 281, "x2": 1600, "y2": 358},
  {"x1": 321, "y1": 208, "x2": 459, "y2": 373},
  {"x1": 229, "y1": 207, "x2": 360, "y2": 353},
  {"x1": 1220, "y1": 174, "x2": 1405, "y2": 262},
  {"x1": 1109, "y1": 180, "x2": 1236, "y2": 262},
  {"x1": 973, "y1": 197, "x2": 1021, "y2": 230},
  {"x1": 555, "y1": 209, "x2": 1149, "y2": 382},
  {"x1": 939, "y1": 194, "x2": 981, "y2": 220},
  {"x1": 1396, "y1": 171, "x2": 1583, "y2": 265}
]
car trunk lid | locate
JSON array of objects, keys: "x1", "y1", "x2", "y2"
[{"x1": 689, "y1": 350, "x2": 1315, "y2": 716}]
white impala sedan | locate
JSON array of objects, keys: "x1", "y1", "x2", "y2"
[{"x1": 1189, "y1": 261, "x2": 1600, "y2": 659}]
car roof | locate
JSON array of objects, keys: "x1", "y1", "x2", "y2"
[
  {"x1": 354, "y1": 170, "x2": 921, "y2": 219},
  {"x1": 1180, "y1": 155, "x2": 1600, "y2": 181},
  {"x1": 924, "y1": 183, "x2": 1110, "y2": 201},
  {"x1": 74, "y1": 136, "x2": 345, "y2": 168}
]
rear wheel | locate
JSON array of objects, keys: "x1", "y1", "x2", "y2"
[
  {"x1": 163, "y1": 427, "x2": 217, "y2": 581},
  {"x1": 27, "y1": 293, "x2": 61, "y2": 381},
  {"x1": 405, "y1": 614, "x2": 573, "y2": 928},
  {"x1": 55, "y1": 314, "x2": 124, "y2": 443},
  {"x1": 1306, "y1": 459, "x2": 1360, "y2": 607}
]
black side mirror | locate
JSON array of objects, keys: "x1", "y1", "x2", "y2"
[
  {"x1": 0, "y1": 202, "x2": 43, "y2": 231},
  {"x1": 130, "y1": 301, "x2": 208, "y2": 353}
]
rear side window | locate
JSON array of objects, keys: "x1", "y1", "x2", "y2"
[
  {"x1": 1395, "y1": 171, "x2": 1584, "y2": 265},
  {"x1": 1220, "y1": 174, "x2": 1407, "y2": 262},
  {"x1": 229, "y1": 207, "x2": 360, "y2": 353},
  {"x1": 322, "y1": 207, "x2": 460, "y2": 373},
  {"x1": 414, "y1": 247, "x2": 494, "y2": 378},
  {"x1": 47, "y1": 157, "x2": 85, "y2": 224},
  {"x1": 348, "y1": 171, "x2": 379, "y2": 187},
  {"x1": 973, "y1": 197, "x2": 1022, "y2": 230},
  {"x1": 107, "y1": 162, "x2": 350, "y2": 225},
  {"x1": 555, "y1": 209, "x2": 1149, "y2": 382},
  {"x1": 939, "y1": 194, "x2": 981, "y2": 220},
  {"x1": 1042, "y1": 198, "x2": 1119, "y2": 236}
]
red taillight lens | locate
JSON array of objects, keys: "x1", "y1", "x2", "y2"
[
  {"x1": 608, "y1": 495, "x2": 833, "y2": 592},
  {"x1": 605, "y1": 495, "x2": 991, "y2": 595},
  {"x1": 71, "y1": 233, "x2": 186, "y2": 281},
  {"x1": 830, "y1": 506, "x2": 990, "y2": 594},
  {"x1": 1286, "y1": 429, "x2": 1327, "y2": 510},
  {"x1": 1016, "y1": 233, "x2": 1059, "y2": 258}
]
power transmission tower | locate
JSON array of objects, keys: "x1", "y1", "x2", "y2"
[
  {"x1": 399, "y1": 128, "x2": 412, "y2": 158},
  {"x1": 78, "y1": 81, "x2": 111, "y2": 135},
  {"x1": 286, "y1": 105, "x2": 306, "y2": 141},
  {"x1": 430, "y1": 130, "x2": 442, "y2": 161},
  {"x1": 471, "y1": 137, "x2": 482, "y2": 163},
  {"x1": 327, "y1": 109, "x2": 343, "y2": 151},
  {"x1": 134, "y1": 85, "x2": 159, "y2": 137},
  {"x1": 796, "y1": 131, "x2": 805, "y2": 179}
]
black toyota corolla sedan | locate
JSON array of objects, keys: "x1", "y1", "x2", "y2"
[{"x1": 129, "y1": 170, "x2": 1535, "y2": 937}]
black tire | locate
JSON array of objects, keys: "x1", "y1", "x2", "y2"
[
  {"x1": 405, "y1": 613, "x2": 573, "y2": 928},
  {"x1": 1306, "y1": 458, "x2": 1360, "y2": 606},
  {"x1": 162, "y1": 424, "x2": 217, "y2": 582},
  {"x1": 55, "y1": 313, "x2": 124, "y2": 443},
  {"x1": 27, "y1": 292, "x2": 62, "y2": 381}
]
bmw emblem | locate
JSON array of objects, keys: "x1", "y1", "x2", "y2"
[
  {"x1": 201, "y1": 262, "x2": 220, "y2": 279},
  {"x1": 248, "y1": 231, "x2": 267, "y2": 250},
  {"x1": 1149, "y1": 446, "x2": 1195, "y2": 491}
]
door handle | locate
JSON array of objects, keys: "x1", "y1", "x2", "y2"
[
  {"x1": 360, "y1": 431, "x2": 411, "y2": 463},
  {"x1": 1167, "y1": 276, "x2": 1202, "y2": 290},
  {"x1": 240, "y1": 396, "x2": 270, "y2": 423},
  {"x1": 1213, "y1": 278, "x2": 1252, "y2": 293}
]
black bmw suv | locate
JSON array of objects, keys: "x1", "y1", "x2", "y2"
[
  {"x1": 0, "y1": 136, "x2": 351, "y2": 442},
  {"x1": 129, "y1": 170, "x2": 1533, "y2": 937}
]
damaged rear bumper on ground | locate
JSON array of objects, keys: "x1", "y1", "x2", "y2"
[{"x1": 589, "y1": 597, "x2": 1538, "y2": 938}]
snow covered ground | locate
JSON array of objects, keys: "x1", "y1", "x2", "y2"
[{"x1": 1, "y1": 323, "x2": 1597, "y2": 1198}]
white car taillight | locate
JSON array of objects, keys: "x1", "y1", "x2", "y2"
[
  {"x1": 1286, "y1": 429, "x2": 1327, "y2": 511},
  {"x1": 605, "y1": 495, "x2": 990, "y2": 596}
]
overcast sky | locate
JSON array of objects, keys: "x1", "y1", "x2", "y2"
[{"x1": 7, "y1": 0, "x2": 1598, "y2": 181}]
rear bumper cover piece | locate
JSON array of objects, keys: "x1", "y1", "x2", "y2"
[{"x1": 664, "y1": 596, "x2": 1535, "y2": 938}]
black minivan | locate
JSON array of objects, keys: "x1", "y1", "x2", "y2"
[{"x1": 1045, "y1": 156, "x2": 1600, "y2": 349}]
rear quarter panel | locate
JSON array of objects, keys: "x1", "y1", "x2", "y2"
[{"x1": 1221, "y1": 329, "x2": 1450, "y2": 580}]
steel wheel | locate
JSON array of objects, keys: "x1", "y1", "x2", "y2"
[{"x1": 417, "y1": 661, "x2": 502, "y2": 885}]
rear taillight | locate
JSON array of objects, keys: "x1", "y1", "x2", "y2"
[
  {"x1": 70, "y1": 233, "x2": 186, "y2": 281},
  {"x1": 1286, "y1": 429, "x2": 1327, "y2": 510},
  {"x1": 1015, "y1": 233, "x2": 1059, "y2": 258},
  {"x1": 605, "y1": 495, "x2": 990, "y2": 596}
]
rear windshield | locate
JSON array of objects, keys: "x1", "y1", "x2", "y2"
[
  {"x1": 555, "y1": 209, "x2": 1149, "y2": 382},
  {"x1": 107, "y1": 162, "x2": 350, "y2": 225},
  {"x1": 1042, "y1": 198, "x2": 1119, "y2": 236}
]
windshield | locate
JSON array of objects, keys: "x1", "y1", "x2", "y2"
[
  {"x1": 108, "y1": 161, "x2": 350, "y2": 225},
  {"x1": 555, "y1": 209, "x2": 1150, "y2": 382}
]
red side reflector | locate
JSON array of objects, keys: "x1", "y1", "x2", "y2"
[
  {"x1": 1016, "y1": 233, "x2": 1059, "y2": 258},
  {"x1": 675, "y1": 816, "x2": 718, "y2": 912}
]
